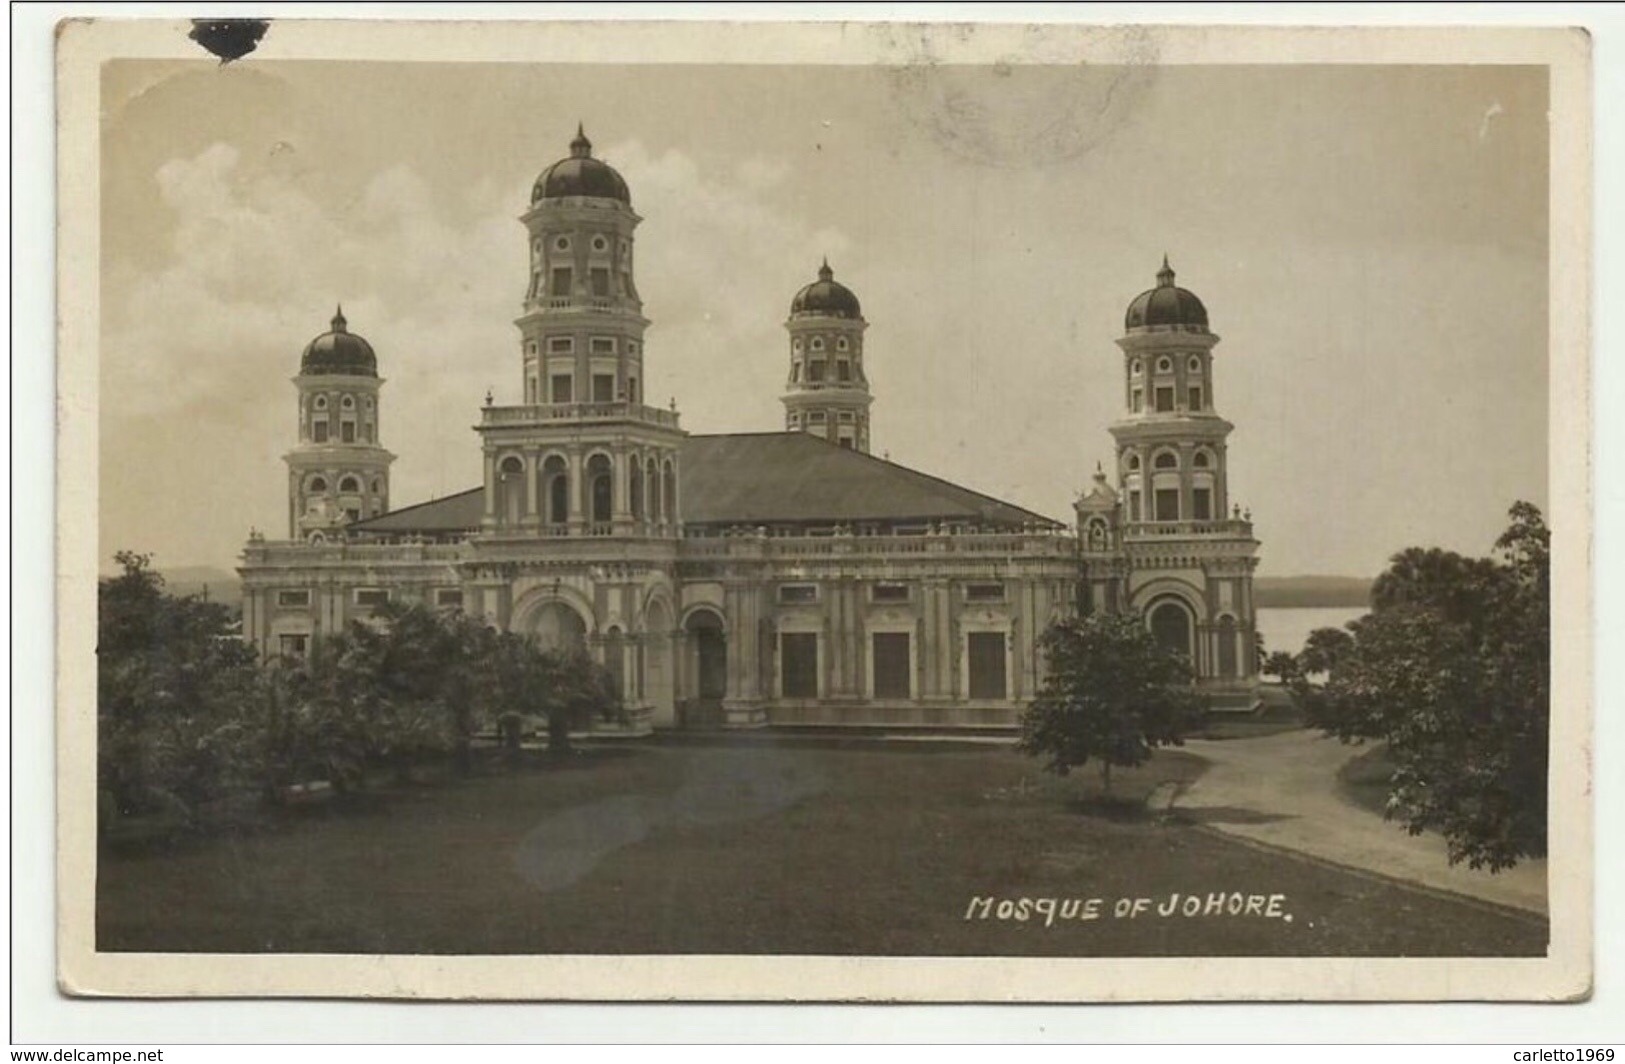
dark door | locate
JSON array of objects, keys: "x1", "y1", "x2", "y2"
[
  {"x1": 697, "y1": 628, "x2": 727, "y2": 702},
  {"x1": 967, "y1": 632, "x2": 1007, "y2": 700}
]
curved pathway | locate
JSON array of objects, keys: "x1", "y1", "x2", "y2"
[{"x1": 1174, "y1": 730, "x2": 1548, "y2": 915}]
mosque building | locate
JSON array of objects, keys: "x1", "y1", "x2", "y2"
[{"x1": 238, "y1": 127, "x2": 1261, "y2": 731}]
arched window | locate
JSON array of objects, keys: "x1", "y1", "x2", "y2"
[
  {"x1": 1153, "y1": 451, "x2": 1179, "y2": 471},
  {"x1": 662, "y1": 460, "x2": 676, "y2": 521},
  {"x1": 810, "y1": 336, "x2": 825, "y2": 352},
  {"x1": 1088, "y1": 520, "x2": 1107, "y2": 549},
  {"x1": 499, "y1": 455, "x2": 524, "y2": 525},
  {"x1": 587, "y1": 453, "x2": 613, "y2": 526},
  {"x1": 1150, "y1": 599, "x2": 1194, "y2": 661},
  {"x1": 339, "y1": 475, "x2": 360, "y2": 493},
  {"x1": 836, "y1": 336, "x2": 849, "y2": 351},
  {"x1": 370, "y1": 477, "x2": 383, "y2": 494},
  {"x1": 542, "y1": 455, "x2": 568, "y2": 525},
  {"x1": 1125, "y1": 454, "x2": 1141, "y2": 472},
  {"x1": 308, "y1": 476, "x2": 328, "y2": 493},
  {"x1": 1218, "y1": 615, "x2": 1239, "y2": 679},
  {"x1": 1193, "y1": 451, "x2": 1211, "y2": 469},
  {"x1": 1188, "y1": 356, "x2": 1203, "y2": 373},
  {"x1": 1131, "y1": 359, "x2": 1143, "y2": 376}
]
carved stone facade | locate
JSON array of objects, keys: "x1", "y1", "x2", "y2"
[{"x1": 239, "y1": 132, "x2": 1261, "y2": 731}]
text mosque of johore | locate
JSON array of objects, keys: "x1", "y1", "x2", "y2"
[{"x1": 239, "y1": 126, "x2": 1262, "y2": 731}]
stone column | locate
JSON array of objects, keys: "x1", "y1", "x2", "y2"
[
  {"x1": 1179, "y1": 442, "x2": 1195, "y2": 524},
  {"x1": 523, "y1": 450, "x2": 540, "y2": 524},
  {"x1": 612, "y1": 447, "x2": 633, "y2": 533},
  {"x1": 722, "y1": 580, "x2": 765, "y2": 727},
  {"x1": 481, "y1": 453, "x2": 497, "y2": 526},
  {"x1": 568, "y1": 447, "x2": 585, "y2": 535}
]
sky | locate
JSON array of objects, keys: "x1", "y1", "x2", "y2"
[{"x1": 97, "y1": 59, "x2": 1549, "y2": 577}]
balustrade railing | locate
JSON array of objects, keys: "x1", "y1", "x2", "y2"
[
  {"x1": 241, "y1": 541, "x2": 468, "y2": 565},
  {"x1": 481, "y1": 401, "x2": 680, "y2": 429},
  {"x1": 676, "y1": 528, "x2": 1075, "y2": 560},
  {"x1": 1122, "y1": 519, "x2": 1253, "y2": 539},
  {"x1": 532, "y1": 296, "x2": 624, "y2": 312}
]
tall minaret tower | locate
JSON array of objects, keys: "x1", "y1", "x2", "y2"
[
  {"x1": 782, "y1": 259, "x2": 871, "y2": 452},
  {"x1": 283, "y1": 307, "x2": 395, "y2": 541},
  {"x1": 1110, "y1": 257, "x2": 1231, "y2": 527},
  {"x1": 1106, "y1": 257, "x2": 1261, "y2": 701},
  {"x1": 476, "y1": 125, "x2": 683, "y2": 536}
]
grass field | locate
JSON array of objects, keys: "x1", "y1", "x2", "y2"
[{"x1": 96, "y1": 739, "x2": 1546, "y2": 956}]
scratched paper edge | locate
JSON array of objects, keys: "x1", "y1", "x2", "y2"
[{"x1": 52, "y1": 17, "x2": 1594, "y2": 1003}]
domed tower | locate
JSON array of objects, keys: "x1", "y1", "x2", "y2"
[
  {"x1": 283, "y1": 307, "x2": 395, "y2": 541},
  {"x1": 1107, "y1": 258, "x2": 1261, "y2": 702},
  {"x1": 1112, "y1": 257, "x2": 1230, "y2": 526},
  {"x1": 477, "y1": 125, "x2": 682, "y2": 537},
  {"x1": 517, "y1": 124, "x2": 645, "y2": 410},
  {"x1": 782, "y1": 259, "x2": 871, "y2": 452}
]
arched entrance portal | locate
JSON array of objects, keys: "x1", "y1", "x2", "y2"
[
  {"x1": 682, "y1": 608, "x2": 726, "y2": 729},
  {"x1": 644, "y1": 598, "x2": 675, "y2": 727},
  {"x1": 1148, "y1": 599, "x2": 1195, "y2": 666},
  {"x1": 518, "y1": 600, "x2": 588, "y2": 654}
]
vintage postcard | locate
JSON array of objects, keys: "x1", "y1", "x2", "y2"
[{"x1": 56, "y1": 18, "x2": 1591, "y2": 1001}]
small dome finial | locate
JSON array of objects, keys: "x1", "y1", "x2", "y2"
[
  {"x1": 570, "y1": 123, "x2": 592, "y2": 158},
  {"x1": 331, "y1": 304, "x2": 347, "y2": 332},
  {"x1": 818, "y1": 257, "x2": 833, "y2": 281},
  {"x1": 1157, "y1": 255, "x2": 1175, "y2": 287}
]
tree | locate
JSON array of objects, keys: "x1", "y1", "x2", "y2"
[
  {"x1": 486, "y1": 632, "x2": 616, "y2": 758},
  {"x1": 1018, "y1": 611, "x2": 1205, "y2": 794},
  {"x1": 1370, "y1": 546, "x2": 1501, "y2": 623},
  {"x1": 97, "y1": 552, "x2": 260, "y2": 824},
  {"x1": 1282, "y1": 503, "x2": 1550, "y2": 870},
  {"x1": 285, "y1": 602, "x2": 497, "y2": 785}
]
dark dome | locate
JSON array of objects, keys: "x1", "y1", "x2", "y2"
[
  {"x1": 532, "y1": 125, "x2": 630, "y2": 205},
  {"x1": 1124, "y1": 257, "x2": 1209, "y2": 331},
  {"x1": 790, "y1": 259, "x2": 862, "y2": 319},
  {"x1": 300, "y1": 307, "x2": 377, "y2": 377}
]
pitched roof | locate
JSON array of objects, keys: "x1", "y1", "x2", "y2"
[
  {"x1": 679, "y1": 432, "x2": 1061, "y2": 528},
  {"x1": 348, "y1": 486, "x2": 484, "y2": 534},
  {"x1": 347, "y1": 432, "x2": 1061, "y2": 535}
]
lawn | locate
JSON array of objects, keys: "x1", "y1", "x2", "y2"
[{"x1": 96, "y1": 738, "x2": 1546, "y2": 956}]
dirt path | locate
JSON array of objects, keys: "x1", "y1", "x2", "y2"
[{"x1": 1176, "y1": 730, "x2": 1548, "y2": 915}]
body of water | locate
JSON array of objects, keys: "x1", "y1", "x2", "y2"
[{"x1": 1254, "y1": 606, "x2": 1368, "y2": 657}]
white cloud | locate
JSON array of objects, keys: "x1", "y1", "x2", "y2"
[{"x1": 101, "y1": 138, "x2": 853, "y2": 567}]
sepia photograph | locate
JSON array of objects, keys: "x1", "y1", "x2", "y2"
[{"x1": 52, "y1": 18, "x2": 1590, "y2": 1002}]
